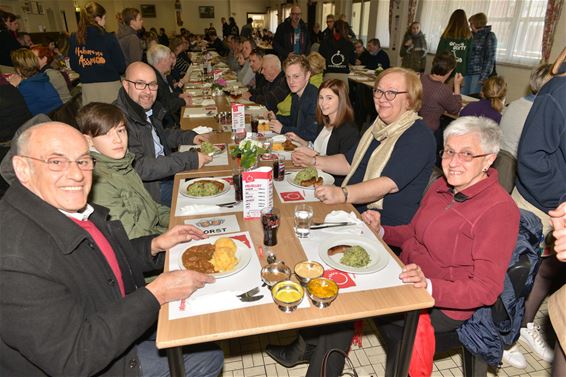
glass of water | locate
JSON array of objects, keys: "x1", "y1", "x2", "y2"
[{"x1": 294, "y1": 204, "x2": 314, "y2": 238}]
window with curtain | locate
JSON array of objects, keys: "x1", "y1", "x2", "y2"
[
  {"x1": 419, "y1": 0, "x2": 547, "y2": 65},
  {"x1": 376, "y1": 0, "x2": 390, "y2": 47}
]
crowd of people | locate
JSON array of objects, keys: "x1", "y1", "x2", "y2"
[{"x1": 0, "y1": 2, "x2": 565, "y2": 377}]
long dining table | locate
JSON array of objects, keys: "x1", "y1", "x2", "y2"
[{"x1": 156, "y1": 83, "x2": 434, "y2": 375}]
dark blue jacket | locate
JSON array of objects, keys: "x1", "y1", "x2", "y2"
[
  {"x1": 457, "y1": 209, "x2": 542, "y2": 366},
  {"x1": 273, "y1": 18, "x2": 310, "y2": 59},
  {"x1": 18, "y1": 72, "x2": 62, "y2": 116},
  {"x1": 69, "y1": 26, "x2": 126, "y2": 83},
  {"x1": 277, "y1": 83, "x2": 318, "y2": 142},
  {"x1": 466, "y1": 26, "x2": 497, "y2": 81}
]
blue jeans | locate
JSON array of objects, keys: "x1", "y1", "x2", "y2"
[
  {"x1": 462, "y1": 74, "x2": 481, "y2": 96},
  {"x1": 137, "y1": 339, "x2": 224, "y2": 377}
]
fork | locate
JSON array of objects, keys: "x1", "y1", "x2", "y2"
[{"x1": 236, "y1": 287, "x2": 260, "y2": 299}]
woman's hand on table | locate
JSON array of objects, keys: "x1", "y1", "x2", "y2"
[
  {"x1": 314, "y1": 185, "x2": 345, "y2": 204},
  {"x1": 197, "y1": 152, "x2": 213, "y2": 168},
  {"x1": 362, "y1": 210, "x2": 383, "y2": 235},
  {"x1": 193, "y1": 134, "x2": 209, "y2": 144},
  {"x1": 549, "y1": 202, "x2": 566, "y2": 260},
  {"x1": 285, "y1": 132, "x2": 307, "y2": 147},
  {"x1": 294, "y1": 146, "x2": 316, "y2": 157},
  {"x1": 399, "y1": 263, "x2": 428, "y2": 289},
  {"x1": 150, "y1": 224, "x2": 208, "y2": 255},
  {"x1": 147, "y1": 270, "x2": 215, "y2": 305}
]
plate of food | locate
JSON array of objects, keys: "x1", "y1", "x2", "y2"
[
  {"x1": 319, "y1": 236, "x2": 389, "y2": 274},
  {"x1": 287, "y1": 167, "x2": 335, "y2": 189},
  {"x1": 180, "y1": 178, "x2": 231, "y2": 198},
  {"x1": 178, "y1": 237, "x2": 252, "y2": 278},
  {"x1": 351, "y1": 65, "x2": 365, "y2": 71},
  {"x1": 199, "y1": 141, "x2": 226, "y2": 156}
]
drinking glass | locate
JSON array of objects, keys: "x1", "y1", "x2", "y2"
[
  {"x1": 261, "y1": 207, "x2": 280, "y2": 246},
  {"x1": 294, "y1": 204, "x2": 313, "y2": 238}
]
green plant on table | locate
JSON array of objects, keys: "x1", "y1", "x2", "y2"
[{"x1": 230, "y1": 139, "x2": 266, "y2": 169}]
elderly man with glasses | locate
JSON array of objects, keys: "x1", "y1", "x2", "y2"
[
  {"x1": 114, "y1": 61, "x2": 211, "y2": 206},
  {"x1": 0, "y1": 122, "x2": 224, "y2": 377}
]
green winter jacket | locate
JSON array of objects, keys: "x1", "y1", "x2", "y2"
[
  {"x1": 436, "y1": 37, "x2": 471, "y2": 75},
  {"x1": 89, "y1": 150, "x2": 169, "y2": 239}
]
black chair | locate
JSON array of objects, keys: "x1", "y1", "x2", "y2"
[{"x1": 434, "y1": 254, "x2": 533, "y2": 376}]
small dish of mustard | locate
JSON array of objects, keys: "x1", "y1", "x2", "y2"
[
  {"x1": 306, "y1": 278, "x2": 339, "y2": 308},
  {"x1": 271, "y1": 280, "x2": 304, "y2": 312}
]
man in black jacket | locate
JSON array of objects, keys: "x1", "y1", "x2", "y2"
[
  {"x1": 115, "y1": 62, "x2": 211, "y2": 205},
  {"x1": 0, "y1": 122, "x2": 223, "y2": 376},
  {"x1": 273, "y1": 5, "x2": 310, "y2": 59},
  {"x1": 244, "y1": 54, "x2": 289, "y2": 112}
]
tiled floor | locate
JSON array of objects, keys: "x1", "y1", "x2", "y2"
[{"x1": 218, "y1": 300, "x2": 553, "y2": 377}]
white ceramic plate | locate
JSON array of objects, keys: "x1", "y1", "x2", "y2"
[
  {"x1": 180, "y1": 178, "x2": 231, "y2": 199},
  {"x1": 287, "y1": 170, "x2": 335, "y2": 189},
  {"x1": 319, "y1": 236, "x2": 389, "y2": 274},
  {"x1": 178, "y1": 239, "x2": 252, "y2": 278},
  {"x1": 351, "y1": 65, "x2": 365, "y2": 70}
]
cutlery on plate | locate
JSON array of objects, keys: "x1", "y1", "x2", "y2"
[
  {"x1": 217, "y1": 201, "x2": 237, "y2": 208},
  {"x1": 239, "y1": 295, "x2": 264, "y2": 302},
  {"x1": 236, "y1": 287, "x2": 260, "y2": 299},
  {"x1": 311, "y1": 223, "x2": 357, "y2": 230},
  {"x1": 312, "y1": 221, "x2": 351, "y2": 226}
]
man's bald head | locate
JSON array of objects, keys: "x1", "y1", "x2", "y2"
[{"x1": 123, "y1": 62, "x2": 158, "y2": 110}]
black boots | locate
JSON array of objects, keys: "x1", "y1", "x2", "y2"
[{"x1": 265, "y1": 336, "x2": 313, "y2": 368}]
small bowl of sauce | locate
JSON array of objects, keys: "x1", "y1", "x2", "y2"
[
  {"x1": 271, "y1": 280, "x2": 304, "y2": 312},
  {"x1": 294, "y1": 260, "x2": 324, "y2": 286},
  {"x1": 307, "y1": 278, "x2": 339, "y2": 308},
  {"x1": 261, "y1": 262, "x2": 292, "y2": 287}
]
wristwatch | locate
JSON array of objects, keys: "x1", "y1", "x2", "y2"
[{"x1": 341, "y1": 186, "x2": 349, "y2": 203}]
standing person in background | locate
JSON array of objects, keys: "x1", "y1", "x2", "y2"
[
  {"x1": 338, "y1": 14, "x2": 356, "y2": 40},
  {"x1": 221, "y1": 17, "x2": 230, "y2": 39},
  {"x1": 116, "y1": 8, "x2": 144, "y2": 66},
  {"x1": 69, "y1": 2, "x2": 126, "y2": 105},
  {"x1": 463, "y1": 13, "x2": 497, "y2": 95},
  {"x1": 359, "y1": 38, "x2": 390, "y2": 70},
  {"x1": 436, "y1": 9, "x2": 472, "y2": 76},
  {"x1": 0, "y1": 11, "x2": 22, "y2": 69},
  {"x1": 321, "y1": 14, "x2": 335, "y2": 42},
  {"x1": 319, "y1": 20, "x2": 355, "y2": 90},
  {"x1": 400, "y1": 21, "x2": 427, "y2": 73},
  {"x1": 228, "y1": 17, "x2": 239, "y2": 37},
  {"x1": 273, "y1": 5, "x2": 310, "y2": 59},
  {"x1": 460, "y1": 75, "x2": 506, "y2": 124},
  {"x1": 240, "y1": 18, "x2": 253, "y2": 39}
]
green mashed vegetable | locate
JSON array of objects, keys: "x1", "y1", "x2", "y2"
[
  {"x1": 340, "y1": 246, "x2": 371, "y2": 267},
  {"x1": 293, "y1": 167, "x2": 317, "y2": 185},
  {"x1": 200, "y1": 141, "x2": 218, "y2": 155},
  {"x1": 187, "y1": 181, "x2": 222, "y2": 196}
]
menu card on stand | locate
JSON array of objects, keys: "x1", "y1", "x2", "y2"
[
  {"x1": 231, "y1": 104, "x2": 245, "y2": 134},
  {"x1": 242, "y1": 167, "x2": 273, "y2": 220}
]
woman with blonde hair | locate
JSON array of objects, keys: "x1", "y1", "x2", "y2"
[
  {"x1": 460, "y1": 75, "x2": 507, "y2": 124},
  {"x1": 7, "y1": 48, "x2": 62, "y2": 115},
  {"x1": 69, "y1": 1, "x2": 126, "y2": 105},
  {"x1": 30, "y1": 45, "x2": 72, "y2": 103},
  {"x1": 435, "y1": 9, "x2": 472, "y2": 75}
]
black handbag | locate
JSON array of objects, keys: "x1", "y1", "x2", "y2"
[{"x1": 320, "y1": 348, "x2": 359, "y2": 377}]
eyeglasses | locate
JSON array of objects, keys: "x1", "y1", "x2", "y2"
[
  {"x1": 291, "y1": 12, "x2": 302, "y2": 16},
  {"x1": 124, "y1": 79, "x2": 159, "y2": 91},
  {"x1": 19, "y1": 155, "x2": 96, "y2": 171},
  {"x1": 439, "y1": 149, "x2": 491, "y2": 162},
  {"x1": 372, "y1": 88, "x2": 408, "y2": 101}
]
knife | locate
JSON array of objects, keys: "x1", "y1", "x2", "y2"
[
  {"x1": 217, "y1": 201, "x2": 237, "y2": 207},
  {"x1": 239, "y1": 295, "x2": 264, "y2": 302},
  {"x1": 311, "y1": 223, "x2": 357, "y2": 230}
]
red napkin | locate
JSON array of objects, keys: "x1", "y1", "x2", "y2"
[
  {"x1": 280, "y1": 192, "x2": 305, "y2": 201},
  {"x1": 409, "y1": 311, "x2": 435, "y2": 377}
]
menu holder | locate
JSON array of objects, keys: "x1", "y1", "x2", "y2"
[
  {"x1": 242, "y1": 167, "x2": 273, "y2": 220},
  {"x1": 231, "y1": 104, "x2": 245, "y2": 134}
]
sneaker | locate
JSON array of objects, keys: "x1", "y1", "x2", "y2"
[
  {"x1": 502, "y1": 344, "x2": 527, "y2": 369},
  {"x1": 519, "y1": 322, "x2": 554, "y2": 362}
]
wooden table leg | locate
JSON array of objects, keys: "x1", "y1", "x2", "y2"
[
  {"x1": 167, "y1": 347, "x2": 185, "y2": 377},
  {"x1": 395, "y1": 310, "x2": 420, "y2": 376}
]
